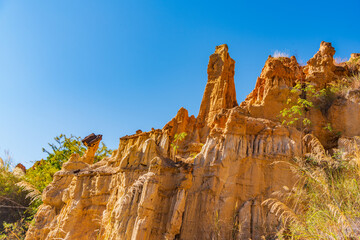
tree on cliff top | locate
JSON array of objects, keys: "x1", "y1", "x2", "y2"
[{"x1": 25, "y1": 134, "x2": 112, "y2": 193}]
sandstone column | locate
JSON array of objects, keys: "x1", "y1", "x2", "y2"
[{"x1": 197, "y1": 44, "x2": 238, "y2": 126}]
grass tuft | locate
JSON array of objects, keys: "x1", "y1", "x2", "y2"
[
  {"x1": 264, "y1": 135, "x2": 360, "y2": 239},
  {"x1": 273, "y1": 50, "x2": 289, "y2": 58}
]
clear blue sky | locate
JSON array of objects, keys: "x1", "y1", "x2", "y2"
[{"x1": 1, "y1": 0, "x2": 359, "y2": 168}]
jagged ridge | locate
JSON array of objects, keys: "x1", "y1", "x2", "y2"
[{"x1": 26, "y1": 42, "x2": 360, "y2": 240}]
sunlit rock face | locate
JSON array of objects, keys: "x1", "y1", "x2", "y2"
[
  {"x1": 197, "y1": 44, "x2": 238, "y2": 127},
  {"x1": 241, "y1": 54, "x2": 303, "y2": 122},
  {"x1": 26, "y1": 42, "x2": 360, "y2": 240}
]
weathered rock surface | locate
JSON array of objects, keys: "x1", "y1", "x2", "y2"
[
  {"x1": 242, "y1": 55, "x2": 303, "y2": 121},
  {"x1": 26, "y1": 42, "x2": 360, "y2": 240},
  {"x1": 198, "y1": 44, "x2": 238, "y2": 127},
  {"x1": 13, "y1": 163, "x2": 26, "y2": 177}
]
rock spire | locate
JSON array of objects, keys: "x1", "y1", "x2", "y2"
[{"x1": 197, "y1": 44, "x2": 238, "y2": 126}]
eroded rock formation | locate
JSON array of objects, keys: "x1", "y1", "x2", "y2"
[
  {"x1": 26, "y1": 42, "x2": 360, "y2": 240},
  {"x1": 241, "y1": 55, "x2": 303, "y2": 121},
  {"x1": 197, "y1": 44, "x2": 238, "y2": 126}
]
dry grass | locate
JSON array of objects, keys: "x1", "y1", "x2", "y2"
[
  {"x1": 273, "y1": 50, "x2": 289, "y2": 58},
  {"x1": 334, "y1": 57, "x2": 348, "y2": 65},
  {"x1": 346, "y1": 73, "x2": 360, "y2": 90},
  {"x1": 16, "y1": 181, "x2": 42, "y2": 204},
  {"x1": 263, "y1": 135, "x2": 360, "y2": 239}
]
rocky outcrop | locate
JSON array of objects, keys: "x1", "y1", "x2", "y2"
[
  {"x1": 304, "y1": 41, "x2": 339, "y2": 87},
  {"x1": 242, "y1": 41, "x2": 360, "y2": 149},
  {"x1": 242, "y1": 55, "x2": 303, "y2": 121},
  {"x1": 13, "y1": 163, "x2": 26, "y2": 177},
  {"x1": 197, "y1": 44, "x2": 238, "y2": 127},
  {"x1": 26, "y1": 42, "x2": 360, "y2": 240}
]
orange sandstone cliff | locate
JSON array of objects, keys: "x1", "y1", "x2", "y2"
[{"x1": 26, "y1": 42, "x2": 360, "y2": 240}]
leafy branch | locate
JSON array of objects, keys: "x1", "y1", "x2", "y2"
[
  {"x1": 170, "y1": 132, "x2": 187, "y2": 161},
  {"x1": 280, "y1": 83, "x2": 316, "y2": 127}
]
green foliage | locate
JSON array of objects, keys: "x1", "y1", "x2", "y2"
[
  {"x1": 281, "y1": 82, "x2": 344, "y2": 127},
  {"x1": 323, "y1": 123, "x2": 334, "y2": 132},
  {"x1": 280, "y1": 83, "x2": 314, "y2": 127},
  {"x1": 25, "y1": 134, "x2": 112, "y2": 193},
  {"x1": 315, "y1": 83, "x2": 342, "y2": 115},
  {"x1": 24, "y1": 161, "x2": 58, "y2": 195},
  {"x1": 0, "y1": 171, "x2": 31, "y2": 232},
  {"x1": 0, "y1": 218, "x2": 29, "y2": 240},
  {"x1": 170, "y1": 132, "x2": 187, "y2": 160},
  {"x1": 0, "y1": 154, "x2": 31, "y2": 237},
  {"x1": 0, "y1": 134, "x2": 112, "y2": 239},
  {"x1": 0, "y1": 164, "x2": 26, "y2": 205},
  {"x1": 273, "y1": 75, "x2": 360, "y2": 238},
  {"x1": 42, "y1": 134, "x2": 86, "y2": 169},
  {"x1": 264, "y1": 136, "x2": 360, "y2": 239}
]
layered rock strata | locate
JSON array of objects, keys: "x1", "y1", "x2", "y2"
[{"x1": 26, "y1": 42, "x2": 360, "y2": 240}]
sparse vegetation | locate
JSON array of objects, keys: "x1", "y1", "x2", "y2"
[
  {"x1": 0, "y1": 218, "x2": 29, "y2": 240},
  {"x1": 263, "y1": 135, "x2": 360, "y2": 239},
  {"x1": 171, "y1": 132, "x2": 187, "y2": 160},
  {"x1": 349, "y1": 56, "x2": 360, "y2": 64},
  {"x1": 0, "y1": 154, "x2": 31, "y2": 240},
  {"x1": 270, "y1": 73, "x2": 360, "y2": 239},
  {"x1": 280, "y1": 81, "x2": 347, "y2": 127},
  {"x1": 280, "y1": 82, "x2": 314, "y2": 127},
  {"x1": 273, "y1": 50, "x2": 289, "y2": 58},
  {"x1": 24, "y1": 134, "x2": 111, "y2": 193},
  {"x1": 334, "y1": 57, "x2": 348, "y2": 65},
  {"x1": 0, "y1": 134, "x2": 112, "y2": 239},
  {"x1": 338, "y1": 73, "x2": 360, "y2": 96}
]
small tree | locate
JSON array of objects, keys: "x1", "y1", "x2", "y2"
[
  {"x1": 170, "y1": 132, "x2": 187, "y2": 161},
  {"x1": 0, "y1": 135, "x2": 112, "y2": 239},
  {"x1": 280, "y1": 82, "x2": 343, "y2": 152},
  {"x1": 25, "y1": 134, "x2": 112, "y2": 193},
  {"x1": 280, "y1": 83, "x2": 316, "y2": 127}
]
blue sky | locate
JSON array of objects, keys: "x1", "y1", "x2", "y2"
[{"x1": 0, "y1": 0, "x2": 359, "y2": 168}]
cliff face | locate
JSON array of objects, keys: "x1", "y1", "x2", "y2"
[
  {"x1": 197, "y1": 44, "x2": 238, "y2": 126},
  {"x1": 241, "y1": 55, "x2": 303, "y2": 121},
  {"x1": 26, "y1": 42, "x2": 360, "y2": 240}
]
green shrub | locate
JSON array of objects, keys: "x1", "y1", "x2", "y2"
[
  {"x1": 25, "y1": 134, "x2": 112, "y2": 193},
  {"x1": 280, "y1": 82, "x2": 344, "y2": 127},
  {"x1": 170, "y1": 132, "x2": 187, "y2": 160},
  {"x1": 280, "y1": 83, "x2": 316, "y2": 127},
  {"x1": 0, "y1": 134, "x2": 112, "y2": 239},
  {"x1": 0, "y1": 154, "x2": 31, "y2": 237},
  {"x1": 0, "y1": 218, "x2": 29, "y2": 240}
]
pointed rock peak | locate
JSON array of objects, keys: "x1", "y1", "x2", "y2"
[
  {"x1": 242, "y1": 54, "x2": 302, "y2": 110},
  {"x1": 174, "y1": 107, "x2": 189, "y2": 121},
  {"x1": 304, "y1": 41, "x2": 337, "y2": 88},
  {"x1": 307, "y1": 41, "x2": 335, "y2": 65},
  {"x1": 197, "y1": 44, "x2": 238, "y2": 126},
  {"x1": 260, "y1": 55, "x2": 302, "y2": 80},
  {"x1": 163, "y1": 107, "x2": 190, "y2": 131},
  {"x1": 319, "y1": 41, "x2": 335, "y2": 56},
  {"x1": 163, "y1": 107, "x2": 196, "y2": 140},
  {"x1": 215, "y1": 44, "x2": 228, "y2": 54}
]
